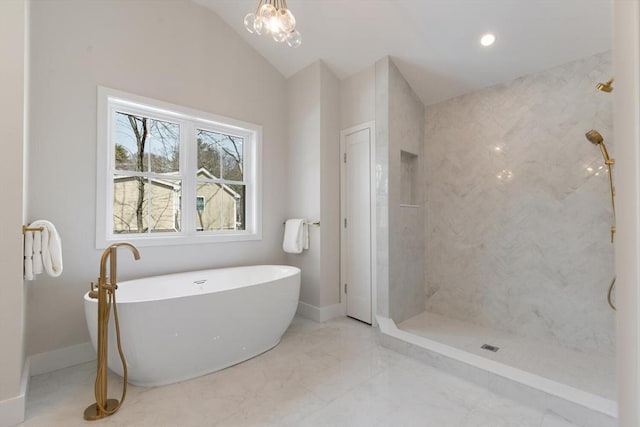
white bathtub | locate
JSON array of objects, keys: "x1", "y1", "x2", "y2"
[{"x1": 83, "y1": 265, "x2": 300, "y2": 387}]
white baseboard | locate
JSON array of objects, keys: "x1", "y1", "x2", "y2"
[
  {"x1": 29, "y1": 342, "x2": 96, "y2": 377},
  {"x1": 297, "y1": 301, "x2": 344, "y2": 322},
  {"x1": 0, "y1": 395, "x2": 24, "y2": 427},
  {"x1": 0, "y1": 359, "x2": 30, "y2": 427}
]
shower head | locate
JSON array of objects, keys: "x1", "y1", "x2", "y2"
[
  {"x1": 585, "y1": 129, "x2": 604, "y2": 145},
  {"x1": 596, "y1": 78, "x2": 614, "y2": 93},
  {"x1": 586, "y1": 129, "x2": 614, "y2": 165}
]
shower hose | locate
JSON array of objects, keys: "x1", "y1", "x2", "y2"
[
  {"x1": 605, "y1": 158, "x2": 616, "y2": 311},
  {"x1": 608, "y1": 276, "x2": 616, "y2": 311},
  {"x1": 94, "y1": 288, "x2": 128, "y2": 415}
]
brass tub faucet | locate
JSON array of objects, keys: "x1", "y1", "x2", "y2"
[{"x1": 84, "y1": 242, "x2": 140, "y2": 421}]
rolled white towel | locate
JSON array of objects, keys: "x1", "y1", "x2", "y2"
[
  {"x1": 302, "y1": 222, "x2": 309, "y2": 250},
  {"x1": 32, "y1": 229, "x2": 43, "y2": 275},
  {"x1": 30, "y1": 220, "x2": 63, "y2": 277},
  {"x1": 24, "y1": 231, "x2": 34, "y2": 280},
  {"x1": 283, "y1": 219, "x2": 307, "y2": 254}
]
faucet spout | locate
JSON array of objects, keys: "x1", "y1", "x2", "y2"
[{"x1": 99, "y1": 242, "x2": 141, "y2": 285}]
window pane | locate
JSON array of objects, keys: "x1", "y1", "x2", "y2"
[
  {"x1": 115, "y1": 112, "x2": 180, "y2": 174},
  {"x1": 196, "y1": 182, "x2": 244, "y2": 231},
  {"x1": 149, "y1": 179, "x2": 181, "y2": 233},
  {"x1": 220, "y1": 135, "x2": 243, "y2": 181},
  {"x1": 148, "y1": 120, "x2": 180, "y2": 174},
  {"x1": 197, "y1": 129, "x2": 243, "y2": 181},
  {"x1": 197, "y1": 129, "x2": 221, "y2": 178},
  {"x1": 113, "y1": 176, "x2": 181, "y2": 234},
  {"x1": 113, "y1": 176, "x2": 148, "y2": 233},
  {"x1": 227, "y1": 184, "x2": 245, "y2": 231}
]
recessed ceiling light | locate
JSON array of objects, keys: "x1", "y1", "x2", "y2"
[{"x1": 480, "y1": 33, "x2": 496, "y2": 47}]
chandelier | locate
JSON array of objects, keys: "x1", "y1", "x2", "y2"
[{"x1": 244, "y1": 0, "x2": 302, "y2": 48}]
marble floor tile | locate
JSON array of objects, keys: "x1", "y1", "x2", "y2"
[
  {"x1": 460, "y1": 392, "x2": 545, "y2": 427},
  {"x1": 541, "y1": 414, "x2": 584, "y2": 427},
  {"x1": 20, "y1": 316, "x2": 585, "y2": 427}
]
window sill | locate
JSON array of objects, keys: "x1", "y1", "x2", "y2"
[{"x1": 96, "y1": 230, "x2": 262, "y2": 249}]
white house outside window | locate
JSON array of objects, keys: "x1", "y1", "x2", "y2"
[{"x1": 96, "y1": 87, "x2": 262, "y2": 248}]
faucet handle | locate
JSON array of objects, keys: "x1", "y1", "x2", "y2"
[{"x1": 88, "y1": 282, "x2": 99, "y2": 299}]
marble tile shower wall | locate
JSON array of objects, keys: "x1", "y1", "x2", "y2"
[
  {"x1": 424, "y1": 51, "x2": 615, "y2": 355},
  {"x1": 388, "y1": 60, "x2": 426, "y2": 323},
  {"x1": 375, "y1": 57, "x2": 427, "y2": 323},
  {"x1": 375, "y1": 57, "x2": 391, "y2": 318}
]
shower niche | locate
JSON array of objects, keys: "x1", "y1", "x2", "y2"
[{"x1": 400, "y1": 150, "x2": 419, "y2": 208}]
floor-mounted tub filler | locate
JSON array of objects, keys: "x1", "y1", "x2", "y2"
[
  {"x1": 83, "y1": 242, "x2": 141, "y2": 421},
  {"x1": 84, "y1": 264, "x2": 301, "y2": 388}
]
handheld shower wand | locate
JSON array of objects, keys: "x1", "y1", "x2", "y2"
[
  {"x1": 585, "y1": 130, "x2": 614, "y2": 165},
  {"x1": 585, "y1": 130, "x2": 616, "y2": 311},
  {"x1": 588, "y1": 79, "x2": 616, "y2": 311},
  {"x1": 585, "y1": 129, "x2": 616, "y2": 243}
]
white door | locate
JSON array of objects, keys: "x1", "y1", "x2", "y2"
[{"x1": 341, "y1": 123, "x2": 374, "y2": 324}]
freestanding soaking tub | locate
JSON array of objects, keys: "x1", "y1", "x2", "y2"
[{"x1": 84, "y1": 265, "x2": 301, "y2": 386}]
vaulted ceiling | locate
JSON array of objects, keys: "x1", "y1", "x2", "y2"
[{"x1": 194, "y1": 0, "x2": 612, "y2": 105}]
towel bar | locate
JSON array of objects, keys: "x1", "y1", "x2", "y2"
[
  {"x1": 282, "y1": 221, "x2": 320, "y2": 226},
  {"x1": 22, "y1": 225, "x2": 44, "y2": 234}
]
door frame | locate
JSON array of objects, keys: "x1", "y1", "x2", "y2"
[
  {"x1": 340, "y1": 121, "x2": 377, "y2": 326},
  {"x1": 614, "y1": 2, "x2": 640, "y2": 425}
]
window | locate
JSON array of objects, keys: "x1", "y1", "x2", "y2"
[{"x1": 96, "y1": 87, "x2": 261, "y2": 247}]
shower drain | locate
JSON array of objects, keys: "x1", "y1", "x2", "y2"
[{"x1": 481, "y1": 344, "x2": 500, "y2": 352}]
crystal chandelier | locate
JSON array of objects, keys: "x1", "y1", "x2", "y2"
[{"x1": 244, "y1": 0, "x2": 302, "y2": 48}]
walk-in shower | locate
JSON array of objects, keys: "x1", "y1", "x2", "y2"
[{"x1": 378, "y1": 52, "x2": 616, "y2": 427}]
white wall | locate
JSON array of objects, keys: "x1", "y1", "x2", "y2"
[
  {"x1": 319, "y1": 64, "x2": 341, "y2": 308},
  {"x1": 613, "y1": 1, "x2": 640, "y2": 425},
  {"x1": 27, "y1": 0, "x2": 288, "y2": 355},
  {"x1": 286, "y1": 60, "x2": 341, "y2": 311},
  {"x1": 286, "y1": 62, "x2": 322, "y2": 306},
  {"x1": 340, "y1": 65, "x2": 375, "y2": 130},
  {"x1": 0, "y1": 0, "x2": 27, "y2": 424}
]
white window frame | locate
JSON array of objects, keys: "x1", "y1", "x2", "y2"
[{"x1": 96, "y1": 86, "x2": 262, "y2": 248}]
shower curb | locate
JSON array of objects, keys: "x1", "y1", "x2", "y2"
[{"x1": 377, "y1": 316, "x2": 617, "y2": 427}]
